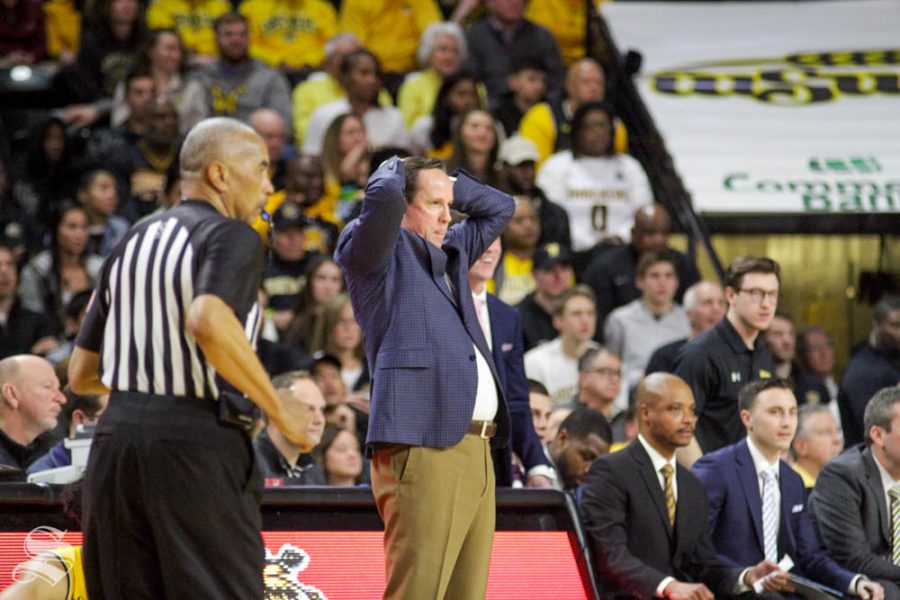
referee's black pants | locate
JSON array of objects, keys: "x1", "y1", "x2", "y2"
[{"x1": 81, "y1": 391, "x2": 264, "y2": 600}]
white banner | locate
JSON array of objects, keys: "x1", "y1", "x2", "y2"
[{"x1": 603, "y1": 0, "x2": 900, "y2": 215}]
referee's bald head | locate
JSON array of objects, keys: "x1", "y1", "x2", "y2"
[
  {"x1": 180, "y1": 117, "x2": 259, "y2": 180},
  {"x1": 178, "y1": 117, "x2": 274, "y2": 223}
]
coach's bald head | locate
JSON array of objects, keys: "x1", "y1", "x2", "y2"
[
  {"x1": 636, "y1": 373, "x2": 697, "y2": 459},
  {"x1": 179, "y1": 117, "x2": 274, "y2": 224}
]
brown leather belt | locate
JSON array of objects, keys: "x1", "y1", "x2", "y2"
[{"x1": 468, "y1": 420, "x2": 496, "y2": 439}]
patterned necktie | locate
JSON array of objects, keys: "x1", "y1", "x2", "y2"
[
  {"x1": 890, "y1": 483, "x2": 900, "y2": 565},
  {"x1": 660, "y1": 464, "x2": 676, "y2": 527},
  {"x1": 761, "y1": 467, "x2": 779, "y2": 563}
]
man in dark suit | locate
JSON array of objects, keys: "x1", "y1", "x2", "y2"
[
  {"x1": 469, "y1": 237, "x2": 555, "y2": 487},
  {"x1": 809, "y1": 386, "x2": 900, "y2": 599},
  {"x1": 335, "y1": 156, "x2": 514, "y2": 599},
  {"x1": 693, "y1": 379, "x2": 881, "y2": 599},
  {"x1": 580, "y1": 372, "x2": 780, "y2": 599}
]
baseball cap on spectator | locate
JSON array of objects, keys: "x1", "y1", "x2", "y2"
[
  {"x1": 533, "y1": 243, "x2": 573, "y2": 271},
  {"x1": 272, "y1": 202, "x2": 309, "y2": 231},
  {"x1": 498, "y1": 135, "x2": 540, "y2": 166}
]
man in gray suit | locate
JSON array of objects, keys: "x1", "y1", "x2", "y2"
[{"x1": 810, "y1": 386, "x2": 900, "y2": 599}]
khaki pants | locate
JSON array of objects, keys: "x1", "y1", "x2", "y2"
[{"x1": 371, "y1": 434, "x2": 496, "y2": 600}]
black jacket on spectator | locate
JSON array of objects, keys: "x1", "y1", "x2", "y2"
[
  {"x1": 464, "y1": 17, "x2": 564, "y2": 107},
  {"x1": 257, "y1": 338, "x2": 314, "y2": 377},
  {"x1": 254, "y1": 429, "x2": 325, "y2": 486},
  {"x1": 838, "y1": 344, "x2": 900, "y2": 447},
  {"x1": 674, "y1": 318, "x2": 774, "y2": 454},
  {"x1": 0, "y1": 300, "x2": 54, "y2": 358},
  {"x1": 533, "y1": 187, "x2": 571, "y2": 251},
  {"x1": 516, "y1": 292, "x2": 556, "y2": 352},
  {"x1": 0, "y1": 427, "x2": 40, "y2": 481},
  {"x1": 646, "y1": 337, "x2": 687, "y2": 376}
]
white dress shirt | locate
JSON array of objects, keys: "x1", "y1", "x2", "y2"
[{"x1": 470, "y1": 289, "x2": 498, "y2": 422}]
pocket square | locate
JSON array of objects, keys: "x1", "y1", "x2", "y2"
[
  {"x1": 791, "y1": 504, "x2": 803, "y2": 513},
  {"x1": 501, "y1": 343, "x2": 514, "y2": 352}
]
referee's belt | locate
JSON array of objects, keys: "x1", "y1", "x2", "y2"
[{"x1": 467, "y1": 420, "x2": 497, "y2": 439}]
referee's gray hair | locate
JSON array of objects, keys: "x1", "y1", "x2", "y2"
[
  {"x1": 416, "y1": 22, "x2": 467, "y2": 68},
  {"x1": 180, "y1": 117, "x2": 258, "y2": 178}
]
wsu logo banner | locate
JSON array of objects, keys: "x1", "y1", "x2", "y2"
[{"x1": 604, "y1": 0, "x2": 900, "y2": 215}]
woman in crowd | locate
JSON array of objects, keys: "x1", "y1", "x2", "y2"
[
  {"x1": 112, "y1": 28, "x2": 208, "y2": 134},
  {"x1": 310, "y1": 293, "x2": 367, "y2": 393},
  {"x1": 320, "y1": 113, "x2": 370, "y2": 224},
  {"x1": 536, "y1": 101, "x2": 653, "y2": 266},
  {"x1": 75, "y1": 0, "x2": 146, "y2": 99},
  {"x1": 283, "y1": 256, "x2": 345, "y2": 350},
  {"x1": 408, "y1": 71, "x2": 481, "y2": 158},
  {"x1": 397, "y1": 21, "x2": 467, "y2": 129},
  {"x1": 19, "y1": 203, "x2": 104, "y2": 336},
  {"x1": 446, "y1": 107, "x2": 502, "y2": 188},
  {"x1": 76, "y1": 168, "x2": 130, "y2": 257},
  {"x1": 11, "y1": 117, "x2": 79, "y2": 222},
  {"x1": 315, "y1": 425, "x2": 364, "y2": 487}
]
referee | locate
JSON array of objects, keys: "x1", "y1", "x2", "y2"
[{"x1": 68, "y1": 118, "x2": 313, "y2": 599}]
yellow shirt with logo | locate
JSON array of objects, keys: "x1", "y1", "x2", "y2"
[
  {"x1": 147, "y1": 0, "x2": 232, "y2": 58},
  {"x1": 339, "y1": 0, "x2": 442, "y2": 73},
  {"x1": 238, "y1": 0, "x2": 337, "y2": 70}
]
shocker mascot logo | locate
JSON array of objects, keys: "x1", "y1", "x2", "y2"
[{"x1": 264, "y1": 544, "x2": 327, "y2": 600}]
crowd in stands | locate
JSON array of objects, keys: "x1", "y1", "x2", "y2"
[{"x1": 0, "y1": 0, "x2": 898, "y2": 595}]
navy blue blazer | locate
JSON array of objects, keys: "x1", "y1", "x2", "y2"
[
  {"x1": 335, "y1": 158, "x2": 514, "y2": 451},
  {"x1": 693, "y1": 439, "x2": 855, "y2": 592},
  {"x1": 486, "y1": 293, "x2": 550, "y2": 485}
]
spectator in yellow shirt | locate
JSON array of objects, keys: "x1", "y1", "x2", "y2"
[
  {"x1": 146, "y1": 0, "x2": 231, "y2": 64},
  {"x1": 238, "y1": 0, "x2": 337, "y2": 83},
  {"x1": 290, "y1": 33, "x2": 393, "y2": 143},
  {"x1": 397, "y1": 21, "x2": 467, "y2": 129},
  {"x1": 339, "y1": 0, "x2": 442, "y2": 93}
]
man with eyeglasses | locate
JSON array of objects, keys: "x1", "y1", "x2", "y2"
[
  {"x1": 568, "y1": 347, "x2": 626, "y2": 439},
  {"x1": 674, "y1": 256, "x2": 779, "y2": 460}
]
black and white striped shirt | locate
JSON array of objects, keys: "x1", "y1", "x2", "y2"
[{"x1": 77, "y1": 201, "x2": 263, "y2": 400}]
